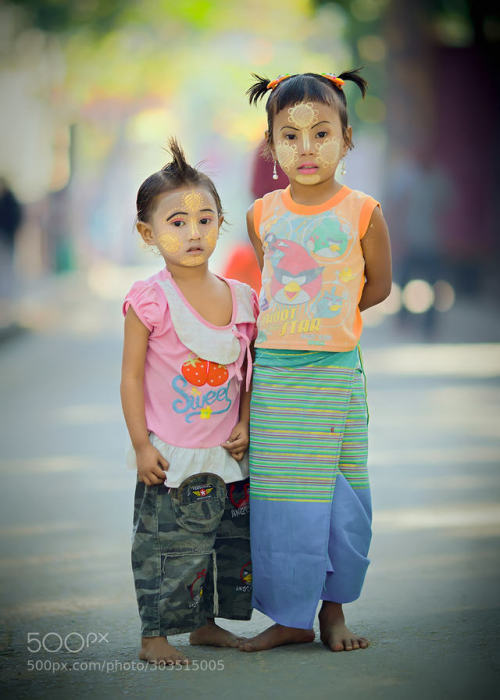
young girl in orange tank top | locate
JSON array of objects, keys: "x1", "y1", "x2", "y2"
[{"x1": 241, "y1": 70, "x2": 392, "y2": 654}]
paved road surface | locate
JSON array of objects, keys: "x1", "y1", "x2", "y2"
[{"x1": 1, "y1": 272, "x2": 499, "y2": 699}]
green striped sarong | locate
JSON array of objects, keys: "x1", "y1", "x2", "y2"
[{"x1": 249, "y1": 363, "x2": 371, "y2": 627}]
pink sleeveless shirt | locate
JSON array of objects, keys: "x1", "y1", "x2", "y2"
[{"x1": 254, "y1": 185, "x2": 379, "y2": 351}]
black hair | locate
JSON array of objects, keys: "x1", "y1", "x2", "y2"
[
  {"x1": 136, "y1": 138, "x2": 223, "y2": 223},
  {"x1": 247, "y1": 70, "x2": 367, "y2": 151}
]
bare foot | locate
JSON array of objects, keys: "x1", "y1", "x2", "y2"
[
  {"x1": 189, "y1": 620, "x2": 243, "y2": 648},
  {"x1": 319, "y1": 602, "x2": 369, "y2": 652},
  {"x1": 139, "y1": 636, "x2": 189, "y2": 665},
  {"x1": 239, "y1": 623, "x2": 314, "y2": 652}
]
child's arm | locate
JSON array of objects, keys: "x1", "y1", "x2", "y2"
[
  {"x1": 222, "y1": 383, "x2": 251, "y2": 462},
  {"x1": 121, "y1": 307, "x2": 168, "y2": 486},
  {"x1": 246, "y1": 204, "x2": 264, "y2": 270},
  {"x1": 359, "y1": 206, "x2": 392, "y2": 312}
]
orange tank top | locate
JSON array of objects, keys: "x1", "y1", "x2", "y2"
[{"x1": 254, "y1": 185, "x2": 379, "y2": 351}]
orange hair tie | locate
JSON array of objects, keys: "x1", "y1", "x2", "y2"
[
  {"x1": 267, "y1": 74, "x2": 291, "y2": 90},
  {"x1": 321, "y1": 73, "x2": 345, "y2": 89}
]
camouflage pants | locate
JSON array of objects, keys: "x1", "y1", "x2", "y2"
[{"x1": 132, "y1": 473, "x2": 252, "y2": 637}]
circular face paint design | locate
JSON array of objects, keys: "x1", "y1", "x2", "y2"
[
  {"x1": 315, "y1": 138, "x2": 341, "y2": 168},
  {"x1": 287, "y1": 102, "x2": 319, "y2": 129},
  {"x1": 158, "y1": 232, "x2": 181, "y2": 253},
  {"x1": 275, "y1": 141, "x2": 298, "y2": 172}
]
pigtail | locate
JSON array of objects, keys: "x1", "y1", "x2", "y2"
[
  {"x1": 338, "y1": 67, "x2": 368, "y2": 98},
  {"x1": 247, "y1": 73, "x2": 273, "y2": 105}
]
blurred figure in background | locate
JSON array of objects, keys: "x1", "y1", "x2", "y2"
[
  {"x1": 250, "y1": 137, "x2": 289, "y2": 199},
  {"x1": 223, "y1": 139, "x2": 288, "y2": 293},
  {"x1": 386, "y1": 146, "x2": 455, "y2": 337},
  {"x1": 223, "y1": 242, "x2": 262, "y2": 294},
  {"x1": 0, "y1": 178, "x2": 23, "y2": 328}
]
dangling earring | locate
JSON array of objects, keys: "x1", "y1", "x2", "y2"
[
  {"x1": 340, "y1": 159, "x2": 347, "y2": 177},
  {"x1": 272, "y1": 160, "x2": 279, "y2": 180}
]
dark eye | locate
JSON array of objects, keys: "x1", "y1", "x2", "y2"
[
  {"x1": 200, "y1": 218, "x2": 211, "y2": 225},
  {"x1": 171, "y1": 220, "x2": 184, "y2": 227},
  {"x1": 316, "y1": 131, "x2": 328, "y2": 138},
  {"x1": 285, "y1": 133, "x2": 296, "y2": 141}
]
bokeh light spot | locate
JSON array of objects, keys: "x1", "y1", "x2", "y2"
[
  {"x1": 350, "y1": 0, "x2": 386, "y2": 23},
  {"x1": 434, "y1": 280, "x2": 455, "y2": 312},
  {"x1": 354, "y1": 95, "x2": 386, "y2": 123},
  {"x1": 357, "y1": 35, "x2": 387, "y2": 62},
  {"x1": 402, "y1": 279, "x2": 435, "y2": 314}
]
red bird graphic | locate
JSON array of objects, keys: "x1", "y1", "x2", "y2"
[{"x1": 269, "y1": 238, "x2": 323, "y2": 305}]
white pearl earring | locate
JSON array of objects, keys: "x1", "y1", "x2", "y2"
[{"x1": 272, "y1": 160, "x2": 278, "y2": 180}]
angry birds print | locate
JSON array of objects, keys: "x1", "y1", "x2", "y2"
[
  {"x1": 240, "y1": 561, "x2": 252, "y2": 585},
  {"x1": 314, "y1": 286, "x2": 349, "y2": 318},
  {"x1": 268, "y1": 238, "x2": 323, "y2": 306},
  {"x1": 305, "y1": 216, "x2": 351, "y2": 258}
]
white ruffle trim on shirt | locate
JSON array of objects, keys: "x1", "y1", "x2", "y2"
[
  {"x1": 126, "y1": 432, "x2": 248, "y2": 488},
  {"x1": 157, "y1": 278, "x2": 255, "y2": 366}
]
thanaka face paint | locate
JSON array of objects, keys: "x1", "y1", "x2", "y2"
[
  {"x1": 158, "y1": 232, "x2": 181, "y2": 253},
  {"x1": 179, "y1": 252, "x2": 205, "y2": 266},
  {"x1": 295, "y1": 170, "x2": 321, "y2": 185},
  {"x1": 181, "y1": 190, "x2": 218, "y2": 251},
  {"x1": 286, "y1": 102, "x2": 318, "y2": 156},
  {"x1": 275, "y1": 140, "x2": 299, "y2": 172},
  {"x1": 275, "y1": 102, "x2": 320, "y2": 177},
  {"x1": 315, "y1": 137, "x2": 341, "y2": 167},
  {"x1": 182, "y1": 191, "x2": 204, "y2": 212},
  {"x1": 287, "y1": 102, "x2": 319, "y2": 129},
  {"x1": 204, "y1": 226, "x2": 218, "y2": 248},
  {"x1": 272, "y1": 100, "x2": 346, "y2": 189},
  {"x1": 149, "y1": 188, "x2": 220, "y2": 269}
]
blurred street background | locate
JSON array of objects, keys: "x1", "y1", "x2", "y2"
[{"x1": 1, "y1": 0, "x2": 499, "y2": 698}]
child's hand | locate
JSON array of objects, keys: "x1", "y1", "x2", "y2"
[
  {"x1": 135, "y1": 443, "x2": 169, "y2": 486},
  {"x1": 222, "y1": 421, "x2": 249, "y2": 461}
]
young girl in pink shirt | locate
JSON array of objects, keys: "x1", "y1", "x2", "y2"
[{"x1": 121, "y1": 139, "x2": 258, "y2": 665}]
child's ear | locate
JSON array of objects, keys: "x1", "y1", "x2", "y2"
[
  {"x1": 218, "y1": 215, "x2": 224, "y2": 228},
  {"x1": 264, "y1": 130, "x2": 276, "y2": 158},
  {"x1": 343, "y1": 125, "x2": 353, "y2": 155},
  {"x1": 137, "y1": 220, "x2": 154, "y2": 245}
]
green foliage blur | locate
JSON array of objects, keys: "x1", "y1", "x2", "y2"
[{"x1": 6, "y1": 0, "x2": 133, "y2": 34}]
